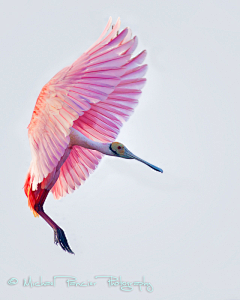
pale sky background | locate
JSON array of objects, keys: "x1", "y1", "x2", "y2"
[{"x1": 1, "y1": 1, "x2": 240, "y2": 299}]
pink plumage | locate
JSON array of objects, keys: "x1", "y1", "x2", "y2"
[
  {"x1": 26, "y1": 17, "x2": 147, "y2": 201},
  {"x1": 24, "y1": 17, "x2": 156, "y2": 254}
]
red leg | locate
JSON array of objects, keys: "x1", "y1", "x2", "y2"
[{"x1": 34, "y1": 189, "x2": 74, "y2": 254}]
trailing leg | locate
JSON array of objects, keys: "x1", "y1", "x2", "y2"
[{"x1": 34, "y1": 191, "x2": 74, "y2": 254}]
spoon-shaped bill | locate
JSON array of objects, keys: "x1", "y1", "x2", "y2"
[{"x1": 124, "y1": 149, "x2": 163, "y2": 173}]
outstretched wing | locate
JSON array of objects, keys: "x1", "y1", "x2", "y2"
[{"x1": 28, "y1": 17, "x2": 147, "y2": 195}]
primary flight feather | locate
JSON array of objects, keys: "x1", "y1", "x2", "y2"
[{"x1": 24, "y1": 17, "x2": 163, "y2": 254}]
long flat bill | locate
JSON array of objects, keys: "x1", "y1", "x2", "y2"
[{"x1": 125, "y1": 149, "x2": 163, "y2": 173}]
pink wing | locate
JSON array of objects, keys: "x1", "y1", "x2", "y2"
[{"x1": 28, "y1": 17, "x2": 147, "y2": 197}]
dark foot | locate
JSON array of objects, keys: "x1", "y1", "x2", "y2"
[{"x1": 54, "y1": 228, "x2": 74, "y2": 254}]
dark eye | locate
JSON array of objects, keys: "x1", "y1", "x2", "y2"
[{"x1": 118, "y1": 146, "x2": 121, "y2": 149}]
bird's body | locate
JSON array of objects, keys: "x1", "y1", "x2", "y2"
[{"x1": 24, "y1": 17, "x2": 163, "y2": 253}]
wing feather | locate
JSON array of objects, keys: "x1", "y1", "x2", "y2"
[{"x1": 27, "y1": 18, "x2": 147, "y2": 195}]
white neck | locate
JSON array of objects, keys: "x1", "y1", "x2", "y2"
[{"x1": 69, "y1": 127, "x2": 115, "y2": 156}]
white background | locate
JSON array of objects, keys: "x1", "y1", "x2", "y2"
[{"x1": 1, "y1": 1, "x2": 240, "y2": 299}]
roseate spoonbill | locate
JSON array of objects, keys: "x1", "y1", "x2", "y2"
[{"x1": 24, "y1": 17, "x2": 163, "y2": 254}]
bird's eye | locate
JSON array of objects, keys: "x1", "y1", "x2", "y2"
[{"x1": 118, "y1": 146, "x2": 121, "y2": 149}]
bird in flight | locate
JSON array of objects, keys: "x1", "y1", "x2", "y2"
[{"x1": 24, "y1": 17, "x2": 163, "y2": 254}]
